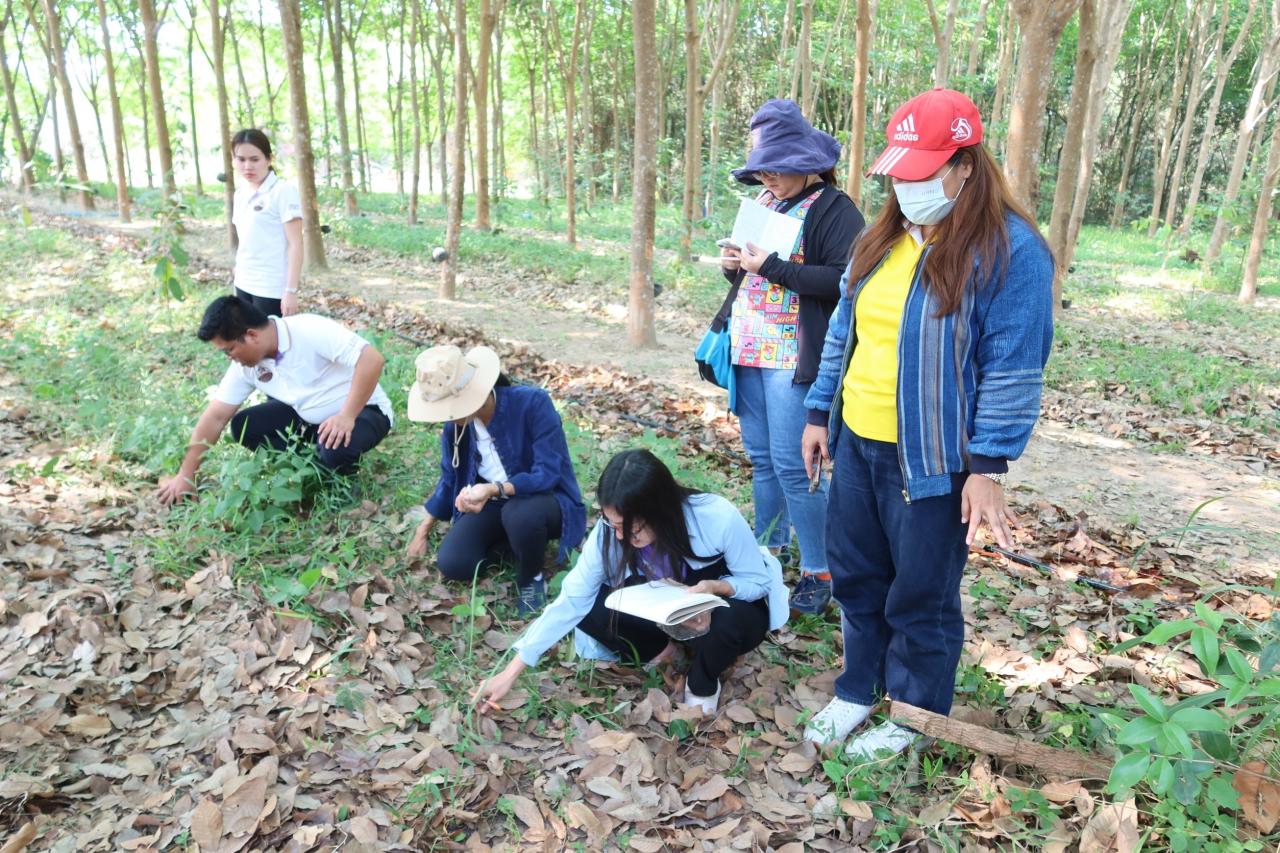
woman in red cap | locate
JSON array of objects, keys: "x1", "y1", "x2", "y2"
[
  {"x1": 720, "y1": 99, "x2": 864, "y2": 615},
  {"x1": 799, "y1": 88, "x2": 1054, "y2": 759}
]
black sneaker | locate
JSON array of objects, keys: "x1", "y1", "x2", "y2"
[
  {"x1": 790, "y1": 572, "x2": 832, "y2": 614},
  {"x1": 516, "y1": 577, "x2": 546, "y2": 615}
]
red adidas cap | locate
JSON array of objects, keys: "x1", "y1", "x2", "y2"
[{"x1": 866, "y1": 87, "x2": 983, "y2": 181}]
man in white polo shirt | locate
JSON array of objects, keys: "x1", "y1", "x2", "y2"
[{"x1": 156, "y1": 295, "x2": 393, "y2": 505}]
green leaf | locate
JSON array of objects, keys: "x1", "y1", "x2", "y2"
[
  {"x1": 1194, "y1": 601, "x2": 1225, "y2": 632},
  {"x1": 269, "y1": 485, "x2": 302, "y2": 503},
  {"x1": 1199, "y1": 730, "x2": 1235, "y2": 762},
  {"x1": 1191, "y1": 626, "x2": 1220, "y2": 676},
  {"x1": 153, "y1": 257, "x2": 171, "y2": 280},
  {"x1": 1107, "y1": 752, "x2": 1151, "y2": 792},
  {"x1": 298, "y1": 567, "x2": 322, "y2": 589},
  {"x1": 166, "y1": 274, "x2": 185, "y2": 300},
  {"x1": 1118, "y1": 618, "x2": 1198, "y2": 650},
  {"x1": 1225, "y1": 648, "x2": 1254, "y2": 683},
  {"x1": 1227, "y1": 680, "x2": 1254, "y2": 706},
  {"x1": 1169, "y1": 707, "x2": 1227, "y2": 732},
  {"x1": 1116, "y1": 716, "x2": 1162, "y2": 745},
  {"x1": 1259, "y1": 641, "x2": 1280, "y2": 674},
  {"x1": 1171, "y1": 760, "x2": 1203, "y2": 805},
  {"x1": 170, "y1": 243, "x2": 189, "y2": 267},
  {"x1": 1250, "y1": 677, "x2": 1280, "y2": 697},
  {"x1": 1151, "y1": 757, "x2": 1174, "y2": 794},
  {"x1": 20, "y1": 204, "x2": 32, "y2": 227},
  {"x1": 1208, "y1": 775, "x2": 1240, "y2": 809},
  {"x1": 1129, "y1": 684, "x2": 1169, "y2": 722},
  {"x1": 1159, "y1": 722, "x2": 1196, "y2": 757}
]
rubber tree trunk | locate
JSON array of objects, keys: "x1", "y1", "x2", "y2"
[
  {"x1": 474, "y1": 0, "x2": 494, "y2": 230},
  {"x1": 443, "y1": 0, "x2": 467, "y2": 299},
  {"x1": 208, "y1": 0, "x2": 232, "y2": 243},
  {"x1": 407, "y1": 0, "x2": 421, "y2": 224},
  {"x1": 844, "y1": 0, "x2": 872, "y2": 205},
  {"x1": 185, "y1": 25, "x2": 203, "y2": 195},
  {"x1": 1161, "y1": 4, "x2": 1213, "y2": 232},
  {"x1": 628, "y1": 0, "x2": 658, "y2": 347},
  {"x1": 1206, "y1": 0, "x2": 1280, "y2": 265},
  {"x1": 98, "y1": 0, "x2": 129, "y2": 216},
  {"x1": 1005, "y1": 0, "x2": 1082, "y2": 211},
  {"x1": 41, "y1": 0, "x2": 94, "y2": 208},
  {"x1": 1146, "y1": 29, "x2": 1189, "y2": 238},
  {"x1": 325, "y1": 0, "x2": 356, "y2": 214},
  {"x1": 1179, "y1": 0, "x2": 1261, "y2": 236},
  {"x1": 137, "y1": 0, "x2": 177, "y2": 198},
  {"x1": 278, "y1": 0, "x2": 326, "y2": 270},
  {"x1": 1047, "y1": 0, "x2": 1098, "y2": 307},
  {"x1": 1240, "y1": 111, "x2": 1280, "y2": 302},
  {"x1": 0, "y1": 4, "x2": 35, "y2": 191}
]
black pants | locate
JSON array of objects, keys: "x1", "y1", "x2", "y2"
[
  {"x1": 436, "y1": 493, "x2": 563, "y2": 585},
  {"x1": 228, "y1": 400, "x2": 390, "y2": 475},
  {"x1": 235, "y1": 286, "x2": 282, "y2": 317},
  {"x1": 576, "y1": 561, "x2": 771, "y2": 696}
]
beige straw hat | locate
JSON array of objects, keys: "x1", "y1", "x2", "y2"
[{"x1": 406, "y1": 345, "x2": 501, "y2": 422}]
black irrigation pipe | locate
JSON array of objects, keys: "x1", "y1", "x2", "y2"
[{"x1": 984, "y1": 544, "x2": 1125, "y2": 593}]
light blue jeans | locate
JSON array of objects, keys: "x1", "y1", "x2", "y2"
[{"x1": 734, "y1": 364, "x2": 828, "y2": 572}]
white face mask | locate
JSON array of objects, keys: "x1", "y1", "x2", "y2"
[{"x1": 893, "y1": 165, "x2": 965, "y2": 226}]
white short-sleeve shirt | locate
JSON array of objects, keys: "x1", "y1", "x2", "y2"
[
  {"x1": 232, "y1": 172, "x2": 303, "y2": 299},
  {"x1": 213, "y1": 315, "x2": 394, "y2": 426}
]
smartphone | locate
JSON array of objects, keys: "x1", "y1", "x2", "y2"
[{"x1": 716, "y1": 238, "x2": 740, "y2": 250}]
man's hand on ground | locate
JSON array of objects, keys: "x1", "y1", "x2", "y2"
[{"x1": 156, "y1": 475, "x2": 196, "y2": 506}]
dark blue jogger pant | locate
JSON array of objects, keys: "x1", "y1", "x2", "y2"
[{"x1": 827, "y1": 426, "x2": 969, "y2": 715}]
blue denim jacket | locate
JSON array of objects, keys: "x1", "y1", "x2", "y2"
[
  {"x1": 804, "y1": 213, "x2": 1055, "y2": 501},
  {"x1": 425, "y1": 385, "x2": 587, "y2": 563}
]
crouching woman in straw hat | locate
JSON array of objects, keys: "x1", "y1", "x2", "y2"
[
  {"x1": 405, "y1": 345, "x2": 586, "y2": 615},
  {"x1": 471, "y1": 448, "x2": 789, "y2": 715},
  {"x1": 800, "y1": 88, "x2": 1053, "y2": 759}
]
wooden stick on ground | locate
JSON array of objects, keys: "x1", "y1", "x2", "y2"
[{"x1": 889, "y1": 701, "x2": 1114, "y2": 780}]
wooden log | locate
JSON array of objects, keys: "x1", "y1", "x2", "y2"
[{"x1": 888, "y1": 701, "x2": 1113, "y2": 780}]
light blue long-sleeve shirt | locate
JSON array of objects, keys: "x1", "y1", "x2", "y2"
[{"x1": 511, "y1": 493, "x2": 788, "y2": 667}]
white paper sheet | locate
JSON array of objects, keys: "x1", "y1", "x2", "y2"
[{"x1": 728, "y1": 198, "x2": 803, "y2": 259}]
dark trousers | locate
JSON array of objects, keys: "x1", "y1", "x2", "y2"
[
  {"x1": 435, "y1": 493, "x2": 562, "y2": 585},
  {"x1": 576, "y1": 562, "x2": 770, "y2": 696},
  {"x1": 228, "y1": 400, "x2": 390, "y2": 475},
  {"x1": 235, "y1": 287, "x2": 282, "y2": 317},
  {"x1": 828, "y1": 426, "x2": 969, "y2": 715}
]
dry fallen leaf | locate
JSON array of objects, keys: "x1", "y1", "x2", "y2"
[
  {"x1": 506, "y1": 794, "x2": 545, "y2": 833},
  {"x1": 349, "y1": 815, "x2": 378, "y2": 844},
  {"x1": 189, "y1": 798, "x2": 223, "y2": 850},
  {"x1": 1232, "y1": 761, "x2": 1280, "y2": 833},
  {"x1": 1080, "y1": 798, "x2": 1139, "y2": 853}
]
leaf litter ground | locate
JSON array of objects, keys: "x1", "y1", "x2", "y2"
[{"x1": 0, "y1": 206, "x2": 1277, "y2": 851}]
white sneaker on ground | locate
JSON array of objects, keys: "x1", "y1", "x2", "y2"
[
  {"x1": 803, "y1": 697, "x2": 873, "y2": 746},
  {"x1": 683, "y1": 681, "x2": 721, "y2": 714},
  {"x1": 843, "y1": 721, "x2": 921, "y2": 761}
]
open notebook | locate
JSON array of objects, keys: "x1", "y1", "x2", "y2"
[{"x1": 604, "y1": 581, "x2": 728, "y2": 627}]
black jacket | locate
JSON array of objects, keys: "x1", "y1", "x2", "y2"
[{"x1": 723, "y1": 182, "x2": 865, "y2": 384}]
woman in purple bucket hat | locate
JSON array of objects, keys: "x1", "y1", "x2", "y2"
[{"x1": 720, "y1": 99, "x2": 865, "y2": 615}]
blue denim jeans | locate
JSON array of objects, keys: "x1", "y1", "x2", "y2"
[
  {"x1": 827, "y1": 426, "x2": 968, "y2": 715},
  {"x1": 734, "y1": 364, "x2": 827, "y2": 572}
]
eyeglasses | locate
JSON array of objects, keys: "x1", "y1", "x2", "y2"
[{"x1": 754, "y1": 170, "x2": 782, "y2": 181}]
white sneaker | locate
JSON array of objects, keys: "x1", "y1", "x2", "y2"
[
  {"x1": 803, "y1": 698, "x2": 873, "y2": 746},
  {"x1": 844, "y1": 721, "x2": 921, "y2": 761},
  {"x1": 683, "y1": 681, "x2": 721, "y2": 714}
]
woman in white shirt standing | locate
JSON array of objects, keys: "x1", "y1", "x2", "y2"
[
  {"x1": 471, "y1": 449, "x2": 789, "y2": 714},
  {"x1": 230, "y1": 128, "x2": 304, "y2": 317}
]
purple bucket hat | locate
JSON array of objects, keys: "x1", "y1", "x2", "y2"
[{"x1": 732, "y1": 99, "x2": 842, "y2": 185}]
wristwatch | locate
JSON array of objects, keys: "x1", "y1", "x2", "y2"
[{"x1": 977, "y1": 472, "x2": 1007, "y2": 488}]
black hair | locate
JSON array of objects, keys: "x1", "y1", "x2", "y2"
[
  {"x1": 818, "y1": 168, "x2": 837, "y2": 186},
  {"x1": 231, "y1": 128, "x2": 274, "y2": 172},
  {"x1": 596, "y1": 449, "x2": 704, "y2": 587},
  {"x1": 197, "y1": 295, "x2": 270, "y2": 342}
]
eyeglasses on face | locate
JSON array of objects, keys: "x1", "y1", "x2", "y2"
[{"x1": 754, "y1": 170, "x2": 782, "y2": 181}]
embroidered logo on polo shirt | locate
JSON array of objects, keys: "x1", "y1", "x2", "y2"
[{"x1": 893, "y1": 113, "x2": 919, "y2": 142}]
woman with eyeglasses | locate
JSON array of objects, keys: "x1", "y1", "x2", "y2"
[
  {"x1": 719, "y1": 100, "x2": 864, "y2": 616},
  {"x1": 800, "y1": 89, "x2": 1053, "y2": 760},
  {"x1": 471, "y1": 449, "x2": 788, "y2": 714}
]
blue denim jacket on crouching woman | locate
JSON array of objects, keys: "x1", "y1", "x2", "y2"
[
  {"x1": 424, "y1": 385, "x2": 587, "y2": 563},
  {"x1": 804, "y1": 212, "x2": 1055, "y2": 502}
]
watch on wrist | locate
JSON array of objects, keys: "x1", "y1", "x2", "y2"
[{"x1": 977, "y1": 471, "x2": 1007, "y2": 488}]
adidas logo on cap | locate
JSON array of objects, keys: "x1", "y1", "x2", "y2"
[{"x1": 893, "y1": 113, "x2": 918, "y2": 142}]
